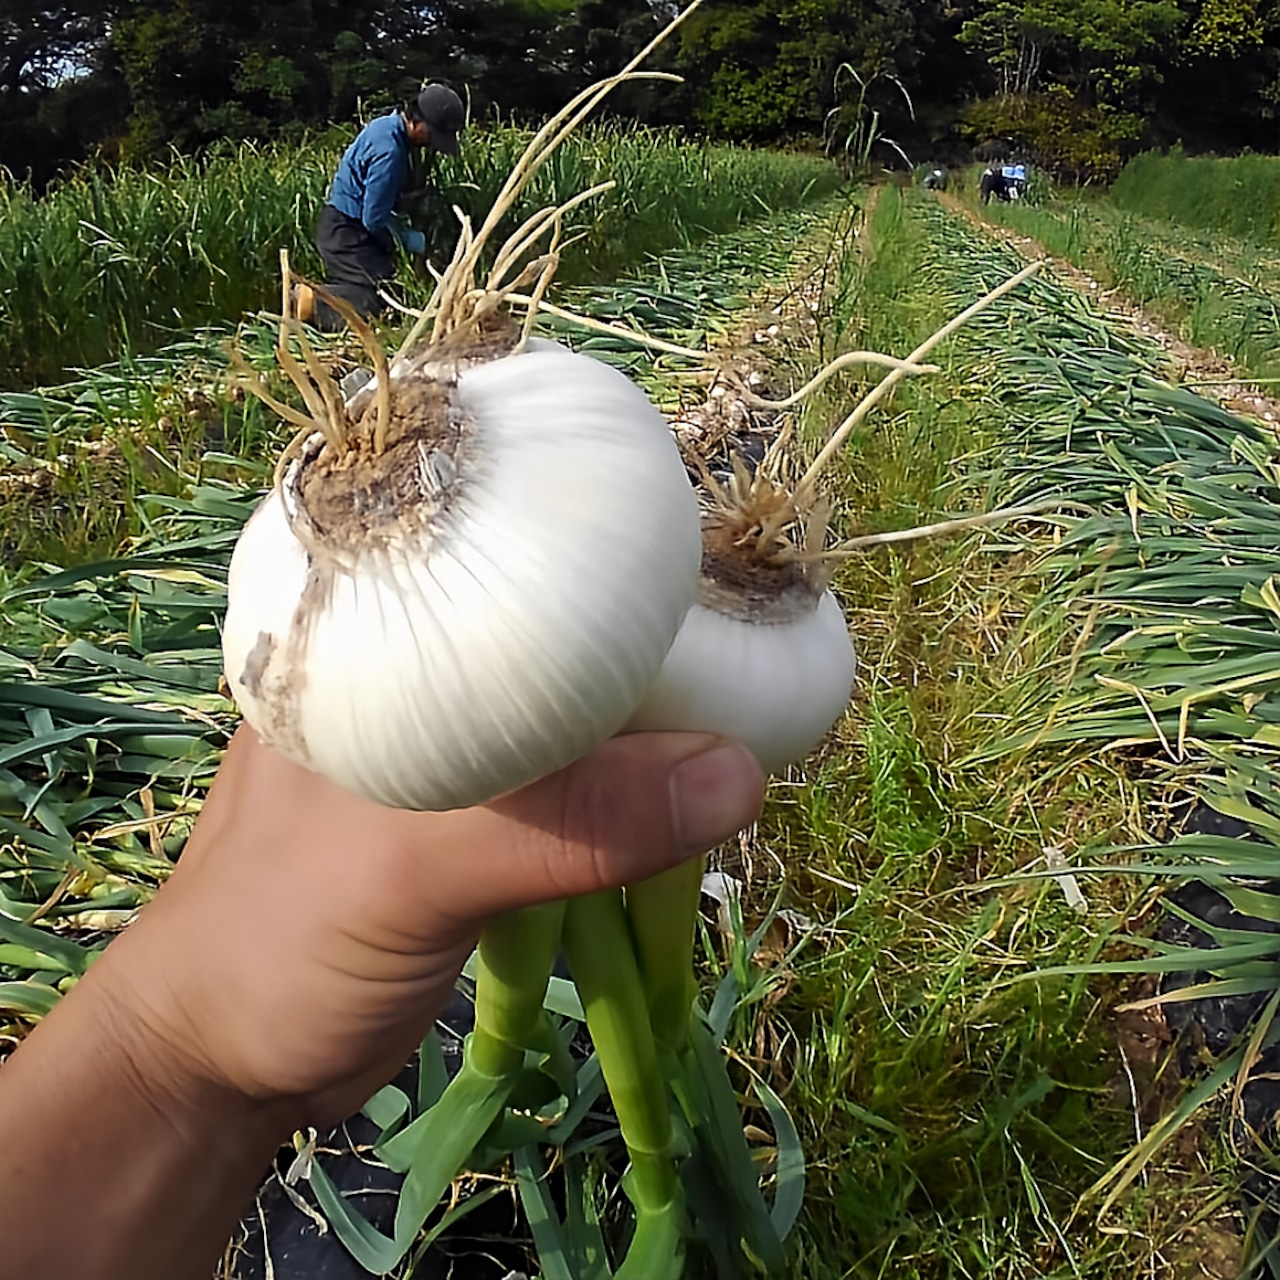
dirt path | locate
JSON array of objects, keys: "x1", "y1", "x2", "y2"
[{"x1": 937, "y1": 190, "x2": 1280, "y2": 428}]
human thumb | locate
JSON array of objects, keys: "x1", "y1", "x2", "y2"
[{"x1": 470, "y1": 733, "x2": 764, "y2": 916}]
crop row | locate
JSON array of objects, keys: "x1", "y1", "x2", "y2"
[
  {"x1": 925, "y1": 189, "x2": 1280, "y2": 1206},
  {"x1": 977, "y1": 193, "x2": 1280, "y2": 382},
  {"x1": 0, "y1": 126, "x2": 837, "y2": 390}
]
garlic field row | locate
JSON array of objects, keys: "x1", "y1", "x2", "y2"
[{"x1": 1, "y1": 181, "x2": 1264, "y2": 1276}]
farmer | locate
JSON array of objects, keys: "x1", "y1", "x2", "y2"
[
  {"x1": 0, "y1": 726, "x2": 763, "y2": 1279},
  {"x1": 295, "y1": 83, "x2": 466, "y2": 331},
  {"x1": 979, "y1": 165, "x2": 1007, "y2": 205}
]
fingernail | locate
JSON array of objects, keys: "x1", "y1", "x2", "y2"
[{"x1": 670, "y1": 743, "x2": 763, "y2": 853}]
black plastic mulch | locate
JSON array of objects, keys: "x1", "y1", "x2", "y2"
[{"x1": 227, "y1": 989, "x2": 534, "y2": 1280}]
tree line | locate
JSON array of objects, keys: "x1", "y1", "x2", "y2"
[{"x1": 5, "y1": 0, "x2": 1280, "y2": 188}]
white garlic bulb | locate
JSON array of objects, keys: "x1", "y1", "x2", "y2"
[
  {"x1": 627, "y1": 588, "x2": 854, "y2": 773},
  {"x1": 222, "y1": 337, "x2": 701, "y2": 810},
  {"x1": 628, "y1": 470, "x2": 855, "y2": 772}
]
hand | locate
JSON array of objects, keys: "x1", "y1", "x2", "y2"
[
  {"x1": 399, "y1": 227, "x2": 427, "y2": 256},
  {"x1": 0, "y1": 727, "x2": 761, "y2": 1280},
  {"x1": 92, "y1": 726, "x2": 763, "y2": 1129}
]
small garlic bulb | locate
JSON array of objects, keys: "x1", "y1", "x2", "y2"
[
  {"x1": 628, "y1": 484, "x2": 855, "y2": 772},
  {"x1": 223, "y1": 335, "x2": 701, "y2": 810},
  {"x1": 628, "y1": 591, "x2": 854, "y2": 774}
]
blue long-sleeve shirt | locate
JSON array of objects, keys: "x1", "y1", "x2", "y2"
[{"x1": 326, "y1": 112, "x2": 411, "y2": 247}]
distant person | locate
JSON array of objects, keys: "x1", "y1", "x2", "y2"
[
  {"x1": 979, "y1": 166, "x2": 1007, "y2": 205},
  {"x1": 921, "y1": 167, "x2": 948, "y2": 191},
  {"x1": 295, "y1": 84, "x2": 466, "y2": 331}
]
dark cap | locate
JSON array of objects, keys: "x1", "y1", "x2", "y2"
[{"x1": 416, "y1": 84, "x2": 464, "y2": 155}]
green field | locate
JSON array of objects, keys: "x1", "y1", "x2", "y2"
[
  {"x1": 0, "y1": 124, "x2": 837, "y2": 390},
  {"x1": 971, "y1": 153, "x2": 1280, "y2": 385},
  {"x1": 4, "y1": 135, "x2": 1280, "y2": 1279}
]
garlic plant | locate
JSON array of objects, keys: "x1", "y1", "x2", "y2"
[
  {"x1": 220, "y1": 2, "x2": 1047, "y2": 1269},
  {"x1": 629, "y1": 461, "x2": 856, "y2": 772},
  {"x1": 628, "y1": 259, "x2": 1044, "y2": 777}
]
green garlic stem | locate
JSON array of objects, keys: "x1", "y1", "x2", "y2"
[
  {"x1": 625, "y1": 857, "x2": 704, "y2": 1053},
  {"x1": 615, "y1": 1189, "x2": 685, "y2": 1279},
  {"x1": 562, "y1": 890, "x2": 680, "y2": 1213},
  {"x1": 470, "y1": 902, "x2": 565, "y2": 1078}
]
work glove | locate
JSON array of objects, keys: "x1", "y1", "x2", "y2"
[
  {"x1": 389, "y1": 213, "x2": 427, "y2": 256},
  {"x1": 399, "y1": 228, "x2": 427, "y2": 256}
]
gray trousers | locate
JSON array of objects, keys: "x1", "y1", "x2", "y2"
[{"x1": 314, "y1": 205, "x2": 394, "y2": 331}]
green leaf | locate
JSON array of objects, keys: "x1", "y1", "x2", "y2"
[
  {"x1": 0, "y1": 721, "x2": 156, "y2": 770},
  {"x1": 545, "y1": 1054, "x2": 606, "y2": 1145},
  {"x1": 0, "y1": 650, "x2": 36, "y2": 677},
  {"x1": 544, "y1": 974, "x2": 586, "y2": 1022},
  {"x1": 417, "y1": 1028, "x2": 450, "y2": 1113},
  {"x1": 0, "y1": 943, "x2": 74, "y2": 973},
  {"x1": 308, "y1": 1159, "x2": 406, "y2": 1273},
  {"x1": 562, "y1": 1151, "x2": 613, "y2": 1280},
  {"x1": 361, "y1": 1083, "x2": 410, "y2": 1137},
  {"x1": 381, "y1": 1047, "x2": 516, "y2": 1248},
  {"x1": 515, "y1": 1146, "x2": 577, "y2": 1280},
  {"x1": 0, "y1": 914, "x2": 92, "y2": 974},
  {"x1": 679, "y1": 1018, "x2": 783, "y2": 1272},
  {"x1": 0, "y1": 979, "x2": 61, "y2": 1017},
  {"x1": 0, "y1": 684, "x2": 197, "y2": 725},
  {"x1": 756, "y1": 1078, "x2": 804, "y2": 1240}
]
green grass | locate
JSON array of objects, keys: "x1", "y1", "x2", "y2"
[{"x1": 1111, "y1": 149, "x2": 1280, "y2": 248}]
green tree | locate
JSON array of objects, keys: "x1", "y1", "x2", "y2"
[
  {"x1": 957, "y1": 0, "x2": 1185, "y2": 104},
  {"x1": 0, "y1": 0, "x2": 111, "y2": 96},
  {"x1": 18, "y1": 0, "x2": 703, "y2": 170},
  {"x1": 954, "y1": 0, "x2": 1186, "y2": 180},
  {"x1": 1182, "y1": 0, "x2": 1266, "y2": 58},
  {"x1": 0, "y1": 1, "x2": 129, "y2": 183},
  {"x1": 676, "y1": 0, "x2": 922, "y2": 141},
  {"x1": 420, "y1": 0, "x2": 583, "y2": 118},
  {"x1": 1143, "y1": 0, "x2": 1280, "y2": 151},
  {"x1": 110, "y1": 0, "x2": 453, "y2": 157},
  {"x1": 962, "y1": 85, "x2": 1143, "y2": 177}
]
